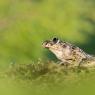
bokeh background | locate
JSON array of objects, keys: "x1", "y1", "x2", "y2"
[
  {"x1": 0, "y1": 0, "x2": 95, "y2": 68},
  {"x1": 0, "y1": 0, "x2": 95, "y2": 95}
]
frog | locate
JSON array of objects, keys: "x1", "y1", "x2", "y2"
[{"x1": 42, "y1": 38, "x2": 94, "y2": 66}]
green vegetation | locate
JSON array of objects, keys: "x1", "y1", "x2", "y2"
[
  {"x1": 1, "y1": 62, "x2": 95, "y2": 95},
  {"x1": 0, "y1": 0, "x2": 95, "y2": 95}
]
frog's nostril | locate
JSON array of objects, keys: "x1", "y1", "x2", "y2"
[{"x1": 42, "y1": 41, "x2": 48, "y2": 48}]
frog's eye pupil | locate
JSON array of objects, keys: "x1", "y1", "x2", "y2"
[{"x1": 53, "y1": 38, "x2": 58, "y2": 43}]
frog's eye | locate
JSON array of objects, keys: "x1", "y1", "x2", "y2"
[{"x1": 52, "y1": 38, "x2": 59, "y2": 43}]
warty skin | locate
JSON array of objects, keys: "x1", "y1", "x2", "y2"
[{"x1": 42, "y1": 38, "x2": 94, "y2": 66}]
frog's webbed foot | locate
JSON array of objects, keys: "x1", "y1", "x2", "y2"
[
  {"x1": 78, "y1": 58, "x2": 88, "y2": 67},
  {"x1": 59, "y1": 61, "x2": 70, "y2": 67}
]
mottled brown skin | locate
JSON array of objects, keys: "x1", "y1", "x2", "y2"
[{"x1": 42, "y1": 38, "x2": 93, "y2": 66}]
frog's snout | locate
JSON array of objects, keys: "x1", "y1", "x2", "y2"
[{"x1": 42, "y1": 41, "x2": 50, "y2": 48}]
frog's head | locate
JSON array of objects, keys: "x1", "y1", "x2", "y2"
[
  {"x1": 42, "y1": 38, "x2": 60, "y2": 49},
  {"x1": 42, "y1": 38, "x2": 71, "y2": 61}
]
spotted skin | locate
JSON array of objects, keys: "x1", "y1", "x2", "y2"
[{"x1": 42, "y1": 38, "x2": 94, "y2": 66}]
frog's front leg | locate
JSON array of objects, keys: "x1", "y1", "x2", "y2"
[
  {"x1": 78, "y1": 58, "x2": 87, "y2": 67},
  {"x1": 59, "y1": 61, "x2": 70, "y2": 67}
]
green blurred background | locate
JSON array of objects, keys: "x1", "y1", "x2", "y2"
[
  {"x1": 0, "y1": 0, "x2": 95, "y2": 67},
  {"x1": 0, "y1": 0, "x2": 95, "y2": 65},
  {"x1": 0, "y1": 0, "x2": 95, "y2": 95}
]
